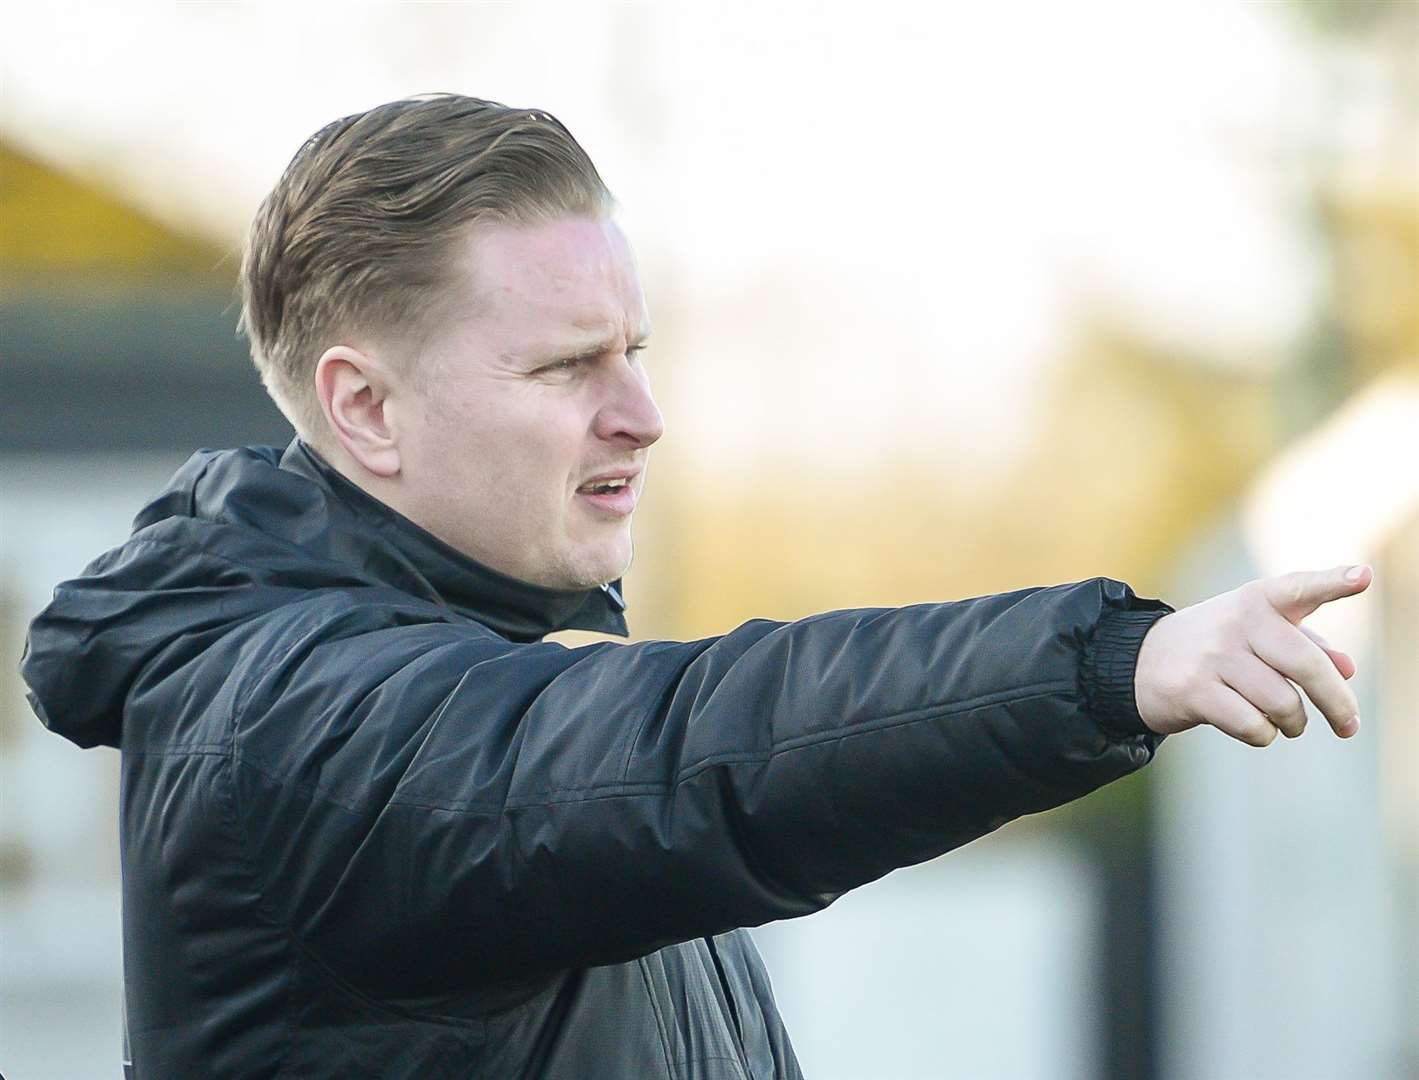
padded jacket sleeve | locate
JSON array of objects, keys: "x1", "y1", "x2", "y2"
[{"x1": 227, "y1": 576, "x2": 1172, "y2": 1000}]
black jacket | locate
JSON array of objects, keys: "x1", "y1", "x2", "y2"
[{"x1": 21, "y1": 438, "x2": 1174, "y2": 1079}]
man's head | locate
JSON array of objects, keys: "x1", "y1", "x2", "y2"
[{"x1": 239, "y1": 94, "x2": 663, "y2": 590}]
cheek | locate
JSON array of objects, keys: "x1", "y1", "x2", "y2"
[
  {"x1": 417, "y1": 380, "x2": 595, "y2": 490},
  {"x1": 455, "y1": 400, "x2": 587, "y2": 492}
]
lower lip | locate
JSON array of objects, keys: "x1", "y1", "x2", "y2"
[{"x1": 575, "y1": 485, "x2": 637, "y2": 516}]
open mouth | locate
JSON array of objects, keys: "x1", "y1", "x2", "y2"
[
  {"x1": 577, "y1": 478, "x2": 631, "y2": 496},
  {"x1": 575, "y1": 475, "x2": 637, "y2": 516}
]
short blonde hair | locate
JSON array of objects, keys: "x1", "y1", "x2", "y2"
[{"x1": 237, "y1": 93, "x2": 614, "y2": 443}]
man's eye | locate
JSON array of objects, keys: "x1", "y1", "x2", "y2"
[{"x1": 546, "y1": 346, "x2": 646, "y2": 374}]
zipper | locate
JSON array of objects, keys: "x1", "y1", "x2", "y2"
[{"x1": 703, "y1": 935, "x2": 748, "y2": 1060}]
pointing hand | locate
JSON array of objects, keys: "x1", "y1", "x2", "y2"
[{"x1": 1133, "y1": 564, "x2": 1371, "y2": 746}]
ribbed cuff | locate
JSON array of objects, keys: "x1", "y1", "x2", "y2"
[{"x1": 1080, "y1": 604, "x2": 1174, "y2": 738}]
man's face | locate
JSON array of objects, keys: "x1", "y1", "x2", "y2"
[{"x1": 394, "y1": 215, "x2": 663, "y2": 590}]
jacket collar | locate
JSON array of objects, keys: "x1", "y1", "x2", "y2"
[{"x1": 278, "y1": 438, "x2": 629, "y2": 642}]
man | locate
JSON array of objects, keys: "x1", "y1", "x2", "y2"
[{"x1": 20, "y1": 94, "x2": 1369, "y2": 1079}]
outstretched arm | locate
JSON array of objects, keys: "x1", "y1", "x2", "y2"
[{"x1": 229, "y1": 576, "x2": 1170, "y2": 1001}]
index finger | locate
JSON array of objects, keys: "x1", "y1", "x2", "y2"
[
  {"x1": 1248, "y1": 617, "x2": 1361, "y2": 737},
  {"x1": 1260, "y1": 564, "x2": 1371, "y2": 624}
]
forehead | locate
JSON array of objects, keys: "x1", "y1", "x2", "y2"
[{"x1": 452, "y1": 216, "x2": 648, "y2": 343}]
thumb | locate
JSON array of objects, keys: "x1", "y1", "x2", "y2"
[{"x1": 1261, "y1": 564, "x2": 1371, "y2": 623}]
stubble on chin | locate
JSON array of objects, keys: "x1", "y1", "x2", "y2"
[{"x1": 556, "y1": 529, "x2": 634, "y2": 591}]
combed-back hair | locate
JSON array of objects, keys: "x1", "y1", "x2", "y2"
[{"x1": 237, "y1": 93, "x2": 615, "y2": 443}]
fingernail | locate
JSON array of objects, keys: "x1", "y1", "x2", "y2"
[
  {"x1": 1341, "y1": 714, "x2": 1360, "y2": 736},
  {"x1": 1345, "y1": 565, "x2": 1366, "y2": 582}
]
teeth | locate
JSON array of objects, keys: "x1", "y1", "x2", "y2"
[{"x1": 581, "y1": 476, "x2": 629, "y2": 493}]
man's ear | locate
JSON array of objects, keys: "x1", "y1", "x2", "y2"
[{"x1": 315, "y1": 345, "x2": 401, "y2": 478}]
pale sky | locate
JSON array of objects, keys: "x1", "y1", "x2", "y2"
[{"x1": 2, "y1": 0, "x2": 1345, "y2": 476}]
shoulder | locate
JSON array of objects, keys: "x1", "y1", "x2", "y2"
[
  {"x1": 228, "y1": 585, "x2": 517, "y2": 726},
  {"x1": 224, "y1": 588, "x2": 588, "y2": 794}
]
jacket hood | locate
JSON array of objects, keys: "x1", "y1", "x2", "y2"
[{"x1": 20, "y1": 438, "x2": 630, "y2": 750}]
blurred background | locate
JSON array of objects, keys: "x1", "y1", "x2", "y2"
[{"x1": 2, "y1": 2, "x2": 1416, "y2": 1078}]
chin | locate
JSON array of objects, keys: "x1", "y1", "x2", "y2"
[{"x1": 559, "y1": 538, "x2": 633, "y2": 590}]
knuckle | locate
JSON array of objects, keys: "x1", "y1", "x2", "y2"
[
  {"x1": 1270, "y1": 695, "x2": 1306, "y2": 727},
  {"x1": 1245, "y1": 717, "x2": 1278, "y2": 746},
  {"x1": 1258, "y1": 685, "x2": 1297, "y2": 714},
  {"x1": 1198, "y1": 647, "x2": 1229, "y2": 680},
  {"x1": 1171, "y1": 656, "x2": 1207, "y2": 697},
  {"x1": 1228, "y1": 585, "x2": 1258, "y2": 617},
  {"x1": 1185, "y1": 689, "x2": 1216, "y2": 726},
  {"x1": 1250, "y1": 585, "x2": 1274, "y2": 616},
  {"x1": 1203, "y1": 624, "x2": 1241, "y2": 665}
]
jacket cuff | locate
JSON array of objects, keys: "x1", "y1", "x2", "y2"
[{"x1": 1080, "y1": 603, "x2": 1174, "y2": 738}]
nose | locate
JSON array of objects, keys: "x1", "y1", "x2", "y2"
[{"x1": 593, "y1": 356, "x2": 665, "y2": 449}]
